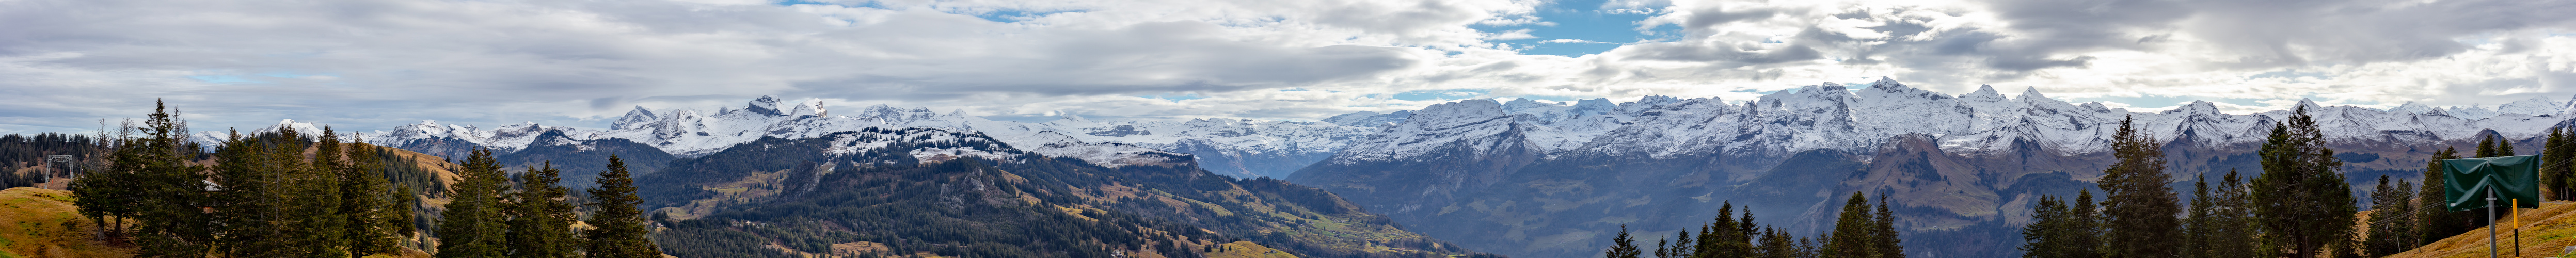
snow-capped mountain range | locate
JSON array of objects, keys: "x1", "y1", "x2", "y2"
[
  {"x1": 324, "y1": 96, "x2": 1372, "y2": 178},
  {"x1": 1285, "y1": 77, "x2": 2576, "y2": 258},
  {"x1": 203, "y1": 78, "x2": 2576, "y2": 181},
  {"x1": 1333, "y1": 77, "x2": 2573, "y2": 166},
  {"x1": 194, "y1": 77, "x2": 2576, "y2": 258}
]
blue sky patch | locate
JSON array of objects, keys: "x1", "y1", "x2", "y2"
[
  {"x1": 1473, "y1": 0, "x2": 1680, "y2": 57},
  {"x1": 970, "y1": 9, "x2": 1083, "y2": 23}
]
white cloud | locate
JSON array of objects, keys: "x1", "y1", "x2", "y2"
[{"x1": 0, "y1": 0, "x2": 2570, "y2": 134}]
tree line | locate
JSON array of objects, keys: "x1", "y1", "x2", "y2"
[
  {"x1": 2021, "y1": 106, "x2": 2362, "y2": 257},
  {"x1": 0, "y1": 132, "x2": 101, "y2": 188},
  {"x1": 1599, "y1": 196, "x2": 1904, "y2": 258},
  {"x1": 67, "y1": 101, "x2": 662, "y2": 257},
  {"x1": 2017, "y1": 104, "x2": 2576, "y2": 258}
]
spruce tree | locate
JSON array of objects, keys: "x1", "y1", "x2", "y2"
[
  {"x1": 1822, "y1": 192, "x2": 1877, "y2": 258},
  {"x1": 1666, "y1": 229, "x2": 1693, "y2": 258},
  {"x1": 1755, "y1": 227, "x2": 1801, "y2": 258},
  {"x1": 2205, "y1": 170, "x2": 2259, "y2": 258},
  {"x1": 1872, "y1": 195, "x2": 1901, "y2": 258},
  {"x1": 1655, "y1": 238, "x2": 1671, "y2": 258},
  {"x1": 78, "y1": 100, "x2": 214, "y2": 257},
  {"x1": 2020, "y1": 195, "x2": 2080, "y2": 258},
  {"x1": 2362, "y1": 175, "x2": 2419, "y2": 256},
  {"x1": 283, "y1": 127, "x2": 351, "y2": 257},
  {"x1": 2496, "y1": 134, "x2": 2516, "y2": 156},
  {"x1": 341, "y1": 141, "x2": 408, "y2": 257},
  {"x1": 1606, "y1": 225, "x2": 1641, "y2": 258},
  {"x1": 2070, "y1": 190, "x2": 2103, "y2": 256},
  {"x1": 2185, "y1": 175, "x2": 2215, "y2": 257},
  {"x1": 584, "y1": 155, "x2": 663, "y2": 257},
  {"x1": 2556, "y1": 127, "x2": 2576, "y2": 200},
  {"x1": 210, "y1": 127, "x2": 295, "y2": 257},
  {"x1": 2418, "y1": 147, "x2": 2472, "y2": 244},
  {"x1": 1693, "y1": 203, "x2": 1751, "y2": 257},
  {"x1": 2249, "y1": 106, "x2": 2357, "y2": 258},
  {"x1": 507, "y1": 163, "x2": 580, "y2": 258},
  {"x1": 436, "y1": 149, "x2": 507, "y2": 258},
  {"x1": 2545, "y1": 127, "x2": 2571, "y2": 200},
  {"x1": 2100, "y1": 116, "x2": 2183, "y2": 257}
]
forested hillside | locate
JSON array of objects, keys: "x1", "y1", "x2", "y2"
[
  {"x1": 633, "y1": 128, "x2": 1494, "y2": 257},
  {"x1": 59, "y1": 102, "x2": 667, "y2": 257},
  {"x1": 0, "y1": 133, "x2": 100, "y2": 189}
]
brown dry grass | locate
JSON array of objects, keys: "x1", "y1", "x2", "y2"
[
  {"x1": 0, "y1": 187, "x2": 130, "y2": 258},
  {"x1": 2389, "y1": 201, "x2": 2576, "y2": 258}
]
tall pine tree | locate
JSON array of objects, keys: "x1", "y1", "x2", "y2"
[
  {"x1": 209, "y1": 127, "x2": 297, "y2": 256},
  {"x1": 584, "y1": 155, "x2": 663, "y2": 257},
  {"x1": 1822, "y1": 192, "x2": 1878, "y2": 258},
  {"x1": 2019, "y1": 195, "x2": 2087, "y2": 258},
  {"x1": 1606, "y1": 225, "x2": 1641, "y2": 258},
  {"x1": 2417, "y1": 147, "x2": 2470, "y2": 245},
  {"x1": 337, "y1": 140, "x2": 412, "y2": 257},
  {"x1": 2098, "y1": 116, "x2": 2182, "y2": 258},
  {"x1": 2184, "y1": 174, "x2": 2215, "y2": 257},
  {"x1": 282, "y1": 127, "x2": 351, "y2": 257},
  {"x1": 1872, "y1": 194, "x2": 1901, "y2": 258},
  {"x1": 2249, "y1": 105, "x2": 2358, "y2": 258},
  {"x1": 78, "y1": 100, "x2": 215, "y2": 257},
  {"x1": 507, "y1": 162, "x2": 581, "y2": 258},
  {"x1": 2362, "y1": 175, "x2": 2419, "y2": 256},
  {"x1": 436, "y1": 148, "x2": 507, "y2": 258},
  {"x1": 2205, "y1": 170, "x2": 2261, "y2": 258},
  {"x1": 2545, "y1": 127, "x2": 2572, "y2": 200}
]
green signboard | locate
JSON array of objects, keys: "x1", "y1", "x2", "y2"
[{"x1": 2442, "y1": 155, "x2": 2542, "y2": 211}]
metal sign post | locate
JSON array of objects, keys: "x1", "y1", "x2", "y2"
[{"x1": 2488, "y1": 188, "x2": 2497, "y2": 258}]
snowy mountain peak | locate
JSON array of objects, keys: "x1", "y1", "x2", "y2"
[
  {"x1": 2448, "y1": 105, "x2": 2501, "y2": 120},
  {"x1": 2497, "y1": 96, "x2": 2563, "y2": 116},
  {"x1": 1857, "y1": 78, "x2": 1950, "y2": 101},
  {"x1": 1865, "y1": 77, "x2": 1910, "y2": 90},
  {"x1": 2390, "y1": 102, "x2": 2441, "y2": 115},
  {"x1": 2016, "y1": 86, "x2": 2048, "y2": 101},
  {"x1": 2166, "y1": 101, "x2": 2221, "y2": 115},
  {"x1": 1623, "y1": 95, "x2": 1683, "y2": 112},
  {"x1": 612, "y1": 106, "x2": 657, "y2": 130},
  {"x1": 785, "y1": 99, "x2": 827, "y2": 117},
  {"x1": 1573, "y1": 98, "x2": 1618, "y2": 116},
  {"x1": 1416, "y1": 99, "x2": 1507, "y2": 121},
  {"x1": 1325, "y1": 110, "x2": 1414, "y2": 127},
  {"x1": 1057, "y1": 112, "x2": 1090, "y2": 123},
  {"x1": 745, "y1": 95, "x2": 785, "y2": 116},
  {"x1": 1961, "y1": 85, "x2": 2005, "y2": 101}
]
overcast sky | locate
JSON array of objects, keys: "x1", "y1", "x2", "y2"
[{"x1": 3, "y1": 0, "x2": 2574, "y2": 134}]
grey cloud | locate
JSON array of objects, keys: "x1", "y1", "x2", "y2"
[
  {"x1": 2178, "y1": 0, "x2": 2576, "y2": 67},
  {"x1": 1681, "y1": 6, "x2": 1781, "y2": 33},
  {"x1": 1619, "y1": 42, "x2": 1822, "y2": 65},
  {"x1": 0, "y1": 0, "x2": 1436, "y2": 133}
]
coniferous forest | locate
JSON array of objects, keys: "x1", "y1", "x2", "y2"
[
  {"x1": 46, "y1": 101, "x2": 2576, "y2": 258},
  {"x1": 61, "y1": 101, "x2": 664, "y2": 257},
  {"x1": 44, "y1": 101, "x2": 1491, "y2": 258},
  {"x1": 1601, "y1": 104, "x2": 2576, "y2": 257},
  {"x1": 1597, "y1": 197, "x2": 1903, "y2": 258}
]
